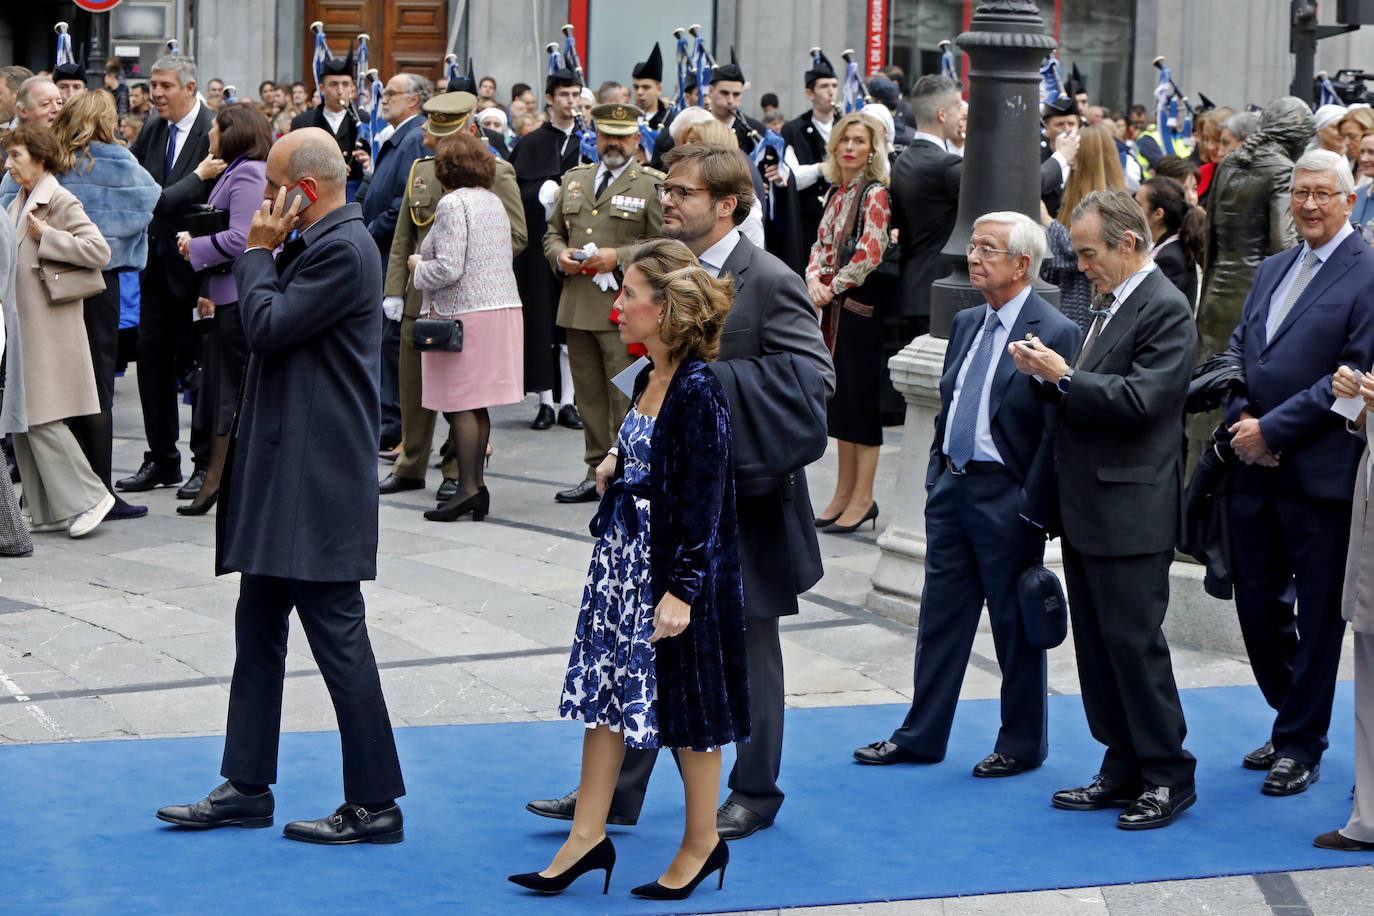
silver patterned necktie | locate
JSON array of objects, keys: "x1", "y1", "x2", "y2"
[
  {"x1": 1266, "y1": 250, "x2": 1321, "y2": 343},
  {"x1": 1076, "y1": 293, "x2": 1115, "y2": 368}
]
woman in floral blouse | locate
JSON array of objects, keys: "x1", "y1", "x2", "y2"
[{"x1": 805, "y1": 112, "x2": 893, "y2": 533}]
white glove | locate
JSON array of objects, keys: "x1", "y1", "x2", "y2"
[
  {"x1": 539, "y1": 180, "x2": 560, "y2": 221},
  {"x1": 592, "y1": 272, "x2": 619, "y2": 292},
  {"x1": 381, "y1": 296, "x2": 404, "y2": 321}
]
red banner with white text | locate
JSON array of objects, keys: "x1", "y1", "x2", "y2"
[{"x1": 866, "y1": 0, "x2": 888, "y2": 74}]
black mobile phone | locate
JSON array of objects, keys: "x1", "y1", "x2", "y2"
[{"x1": 570, "y1": 251, "x2": 589, "y2": 262}]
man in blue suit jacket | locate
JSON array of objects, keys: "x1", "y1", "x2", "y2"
[
  {"x1": 158, "y1": 129, "x2": 405, "y2": 845},
  {"x1": 1223, "y1": 149, "x2": 1374, "y2": 796},
  {"x1": 359, "y1": 72, "x2": 431, "y2": 451},
  {"x1": 854, "y1": 211, "x2": 1081, "y2": 774}
]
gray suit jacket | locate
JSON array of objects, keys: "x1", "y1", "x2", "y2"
[
  {"x1": 1053, "y1": 268, "x2": 1194, "y2": 556},
  {"x1": 709, "y1": 233, "x2": 834, "y2": 617}
]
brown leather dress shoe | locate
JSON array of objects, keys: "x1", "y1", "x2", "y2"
[{"x1": 1314, "y1": 830, "x2": 1374, "y2": 851}]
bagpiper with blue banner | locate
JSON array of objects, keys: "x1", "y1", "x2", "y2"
[
  {"x1": 442, "y1": 54, "x2": 509, "y2": 159},
  {"x1": 289, "y1": 27, "x2": 364, "y2": 192},
  {"x1": 782, "y1": 47, "x2": 840, "y2": 250},
  {"x1": 1136, "y1": 55, "x2": 1194, "y2": 176},
  {"x1": 840, "y1": 48, "x2": 870, "y2": 115},
  {"x1": 633, "y1": 42, "x2": 673, "y2": 132}
]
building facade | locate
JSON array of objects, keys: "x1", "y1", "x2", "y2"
[{"x1": 6, "y1": 2, "x2": 1374, "y2": 121}]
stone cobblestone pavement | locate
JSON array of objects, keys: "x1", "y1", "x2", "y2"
[{"x1": 1, "y1": 385, "x2": 1371, "y2": 914}]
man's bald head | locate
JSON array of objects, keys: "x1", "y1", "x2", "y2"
[{"x1": 263, "y1": 128, "x2": 347, "y2": 226}]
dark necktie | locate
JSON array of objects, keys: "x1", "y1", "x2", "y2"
[
  {"x1": 946, "y1": 310, "x2": 1002, "y2": 471},
  {"x1": 276, "y1": 232, "x2": 307, "y2": 275},
  {"x1": 1076, "y1": 292, "x2": 1115, "y2": 368},
  {"x1": 163, "y1": 123, "x2": 179, "y2": 182},
  {"x1": 596, "y1": 169, "x2": 612, "y2": 199}
]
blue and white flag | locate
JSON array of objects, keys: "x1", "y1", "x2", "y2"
[
  {"x1": 1154, "y1": 64, "x2": 1178, "y2": 152},
  {"x1": 445, "y1": 54, "x2": 461, "y2": 88},
  {"x1": 842, "y1": 56, "x2": 865, "y2": 114},
  {"x1": 1039, "y1": 52, "x2": 1063, "y2": 105},
  {"x1": 54, "y1": 23, "x2": 74, "y2": 71},
  {"x1": 940, "y1": 41, "x2": 957, "y2": 81},
  {"x1": 1320, "y1": 73, "x2": 1342, "y2": 108},
  {"x1": 674, "y1": 30, "x2": 690, "y2": 111},
  {"x1": 749, "y1": 128, "x2": 787, "y2": 218},
  {"x1": 356, "y1": 35, "x2": 369, "y2": 89},
  {"x1": 692, "y1": 34, "x2": 711, "y2": 107},
  {"x1": 311, "y1": 24, "x2": 331, "y2": 104},
  {"x1": 367, "y1": 75, "x2": 384, "y2": 160}
]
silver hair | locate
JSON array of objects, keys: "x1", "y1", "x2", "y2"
[
  {"x1": 288, "y1": 135, "x2": 347, "y2": 189},
  {"x1": 16, "y1": 75, "x2": 55, "y2": 109},
  {"x1": 396, "y1": 73, "x2": 434, "y2": 106},
  {"x1": 1072, "y1": 189, "x2": 1152, "y2": 253},
  {"x1": 1293, "y1": 148, "x2": 1356, "y2": 195},
  {"x1": 1220, "y1": 111, "x2": 1260, "y2": 143},
  {"x1": 973, "y1": 210, "x2": 1048, "y2": 277},
  {"x1": 150, "y1": 54, "x2": 197, "y2": 89},
  {"x1": 910, "y1": 74, "x2": 962, "y2": 129}
]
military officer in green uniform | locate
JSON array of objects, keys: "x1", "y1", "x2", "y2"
[
  {"x1": 379, "y1": 90, "x2": 528, "y2": 499},
  {"x1": 544, "y1": 103, "x2": 665, "y2": 503}
]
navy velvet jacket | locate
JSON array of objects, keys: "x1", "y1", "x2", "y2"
[{"x1": 628, "y1": 359, "x2": 750, "y2": 749}]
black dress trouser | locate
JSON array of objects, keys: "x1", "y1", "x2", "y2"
[{"x1": 220, "y1": 574, "x2": 405, "y2": 804}]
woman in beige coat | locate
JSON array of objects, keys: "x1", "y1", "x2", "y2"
[
  {"x1": 3, "y1": 126, "x2": 113, "y2": 537},
  {"x1": 1319, "y1": 365, "x2": 1374, "y2": 850}
]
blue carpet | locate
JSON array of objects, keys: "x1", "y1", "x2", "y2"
[{"x1": 5, "y1": 683, "x2": 1373, "y2": 915}]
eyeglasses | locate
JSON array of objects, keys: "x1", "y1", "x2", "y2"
[
  {"x1": 1291, "y1": 188, "x2": 1340, "y2": 206},
  {"x1": 381, "y1": 88, "x2": 412, "y2": 98},
  {"x1": 654, "y1": 183, "x2": 709, "y2": 205},
  {"x1": 966, "y1": 243, "x2": 1013, "y2": 260}
]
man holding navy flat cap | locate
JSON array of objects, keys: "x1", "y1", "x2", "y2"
[{"x1": 854, "y1": 211, "x2": 1079, "y2": 778}]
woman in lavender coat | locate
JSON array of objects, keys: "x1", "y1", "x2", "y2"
[{"x1": 176, "y1": 103, "x2": 273, "y2": 514}]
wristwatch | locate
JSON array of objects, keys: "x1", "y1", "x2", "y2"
[{"x1": 1056, "y1": 369, "x2": 1074, "y2": 395}]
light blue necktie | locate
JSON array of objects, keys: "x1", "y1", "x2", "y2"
[
  {"x1": 1266, "y1": 250, "x2": 1321, "y2": 343},
  {"x1": 947, "y1": 310, "x2": 1001, "y2": 470}
]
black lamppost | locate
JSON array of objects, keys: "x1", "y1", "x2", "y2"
[
  {"x1": 928, "y1": 0, "x2": 1058, "y2": 338},
  {"x1": 85, "y1": 13, "x2": 109, "y2": 91}
]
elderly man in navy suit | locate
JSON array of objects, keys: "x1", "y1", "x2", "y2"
[
  {"x1": 156, "y1": 128, "x2": 405, "y2": 845},
  {"x1": 854, "y1": 211, "x2": 1080, "y2": 775},
  {"x1": 359, "y1": 72, "x2": 431, "y2": 454},
  {"x1": 1224, "y1": 149, "x2": 1374, "y2": 797}
]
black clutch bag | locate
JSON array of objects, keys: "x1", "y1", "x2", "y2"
[
  {"x1": 1017, "y1": 564, "x2": 1068, "y2": 650},
  {"x1": 182, "y1": 204, "x2": 231, "y2": 237},
  {"x1": 412, "y1": 317, "x2": 463, "y2": 352}
]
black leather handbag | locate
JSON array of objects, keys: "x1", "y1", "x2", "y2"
[
  {"x1": 412, "y1": 317, "x2": 463, "y2": 352},
  {"x1": 1017, "y1": 564, "x2": 1068, "y2": 650}
]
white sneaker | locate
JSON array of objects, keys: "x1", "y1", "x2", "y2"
[{"x1": 68, "y1": 492, "x2": 115, "y2": 538}]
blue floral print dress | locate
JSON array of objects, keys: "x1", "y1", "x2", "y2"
[{"x1": 559, "y1": 408, "x2": 660, "y2": 748}]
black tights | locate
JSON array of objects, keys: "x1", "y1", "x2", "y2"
[{"x1": 444, "y1": 408, "x2": 489, "y2": 501}]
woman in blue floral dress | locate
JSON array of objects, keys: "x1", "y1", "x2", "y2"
[{"x1": 510, "y1": 239, "x2": 750, "y2": 901}]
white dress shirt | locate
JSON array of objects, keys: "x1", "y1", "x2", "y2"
[
  {"x1": 167, "y1": 101, "x2": 202, "y2": 172},
  {"x1": 945, "y1": 284, "x2": 1032, "y2": 464},
  {"x1": 592, "y1": 159, "x2": 630, "y2": 197},
  {"x1": 1265, "y1": 220, "x2": 1353, "y2": 342},
  {"x1": 1097, "y1": 261, "x2": 1158, "y2": 335},
  {"x1": 785, "y1": 111, "x2": 835, "y2": 191},
  {"x1": 321, "y1": 105, "x2": 347, "y2": 134},
  {"x1": 698, "y1": 228, "x2": 742, "y2": 278},
  {"x1": 911, "y1": 130, "x2": 946, "y2": 150}
]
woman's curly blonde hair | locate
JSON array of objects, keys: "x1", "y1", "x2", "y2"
[
  {"x1": 624, "y1": 238, "x2": 735, "y2": 363},
  {"x1": 820, "y1": 111, "x2": 889, "y2": 186}
]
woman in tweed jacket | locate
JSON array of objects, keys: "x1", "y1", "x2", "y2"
[{"x1": 408, "y1": 131, "x2": 524, "y2": 522}]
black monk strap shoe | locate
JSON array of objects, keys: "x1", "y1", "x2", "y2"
[
  {"x1": 1263, "y1": 758, "x2": 1320, "y2": 796},
  {"x1": 116, "y1": 459, "x2": 182, "y2": 493},
  {"x1": 1314, "y1": 830, "x2": 1374, "y2": 851},
  {"x1": 852, "y1": 740, "x2": 940, "y2": 766},
  {"x1": 1243, "y1": 739, "x2": 1277, "y2": 771},
  {"x1": 554, "y1": 480, "x2": 598, "y2": 503},
  {"x1": 1117, "y1": 784, "x2": 1196, "y2": 830},
  {"x1": 156, "y1": 780, "x2": 273, "y2": 829},
  {"x1": 525, "y1": 788, "x2": 638, "y2": 826},
  {"x1": 973, "y1": 752, "x2": 1039, "y2": 778},
  {"x1": 282, "y1": 802, "x2": 403, "y2": 845},
  {"x1": 378, "y1": 474, "x2": 424, "y2": 494},
  {"x1": 716, "y1": 800, "x2": 773, "y2": 840},
  {"x1": 1052, "y1": 774, "x2": 1142, "y2": 810}
]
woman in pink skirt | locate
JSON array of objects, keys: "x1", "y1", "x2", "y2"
[{"x1": 408, "y1": 130, "x2": 524, "y2": 522}]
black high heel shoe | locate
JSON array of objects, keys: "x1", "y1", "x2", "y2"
[
  {"x1": 176, "y1": 489, "x2": 219, "y2": 516},
  {"x1": 630, "y1": 840, "x2": 729, "y2": 901},
  {"x1": 828, "y1": 501, "x2": 878, "y2": 534},
  {"x1": 424, "y1": 485, "x2": 489, "y2": 522},
  {"x1": 814, "y1": 513, "x2": 840, "y2": 529},
  {"x1": 508, "y1": 835, "x2": 615, "y2": 895}
]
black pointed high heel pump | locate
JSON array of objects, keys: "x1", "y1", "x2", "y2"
[
  {"x1": 508, "y1": 835, "x2": 616, "y2": 895},
  {"x1": 629, "y1": 840, "x2": 729, "y2": 900}
]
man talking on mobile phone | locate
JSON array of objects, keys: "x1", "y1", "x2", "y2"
[{"x1": 156, "y1": 128, "x2": 406, "y2": 845}]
